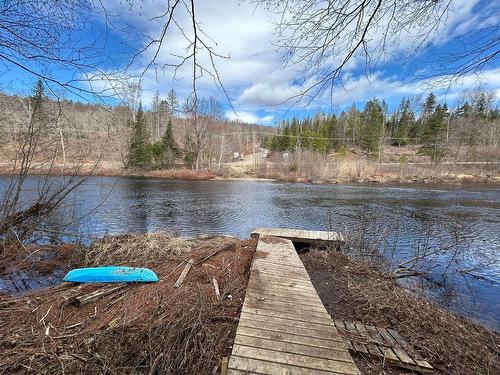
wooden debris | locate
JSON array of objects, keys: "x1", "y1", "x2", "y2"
[
  {"x1": 220, "y1": 357, "x2": 229, "y2": 375},
  {"x1": 71, "y1": 284, "x2": 127, "y2": 306},
  {"x1": 194, "y1": 243, "x2": 235, "y2": 266},
  {"x1": 212, "y1": 277, "x2": 220, "y2": 301},
  {"x1": 174, "y1": 259, "x2": 194, "y2": 288},
  {"x1": 332, "y1": 320, "x2": 433, "y2": 374}
]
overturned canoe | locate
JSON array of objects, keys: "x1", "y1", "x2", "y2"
[{"x1": 63, "y1": 266, "x2": 159, "y2": 283}]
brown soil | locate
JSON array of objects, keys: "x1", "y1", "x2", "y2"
[
  {"x1": 300, "y1": 249, "x2": 500, "y2": 375},
  {"x1": 0, "y1": 235, "x2": 256, "y2": 374}
]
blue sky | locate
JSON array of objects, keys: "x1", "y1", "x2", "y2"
[{"x1": 1, "y1": 0, "x2": 499, "y2": 125}]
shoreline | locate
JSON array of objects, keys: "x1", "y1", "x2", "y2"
[
  {"x1": 1, "y1": 162, "x2": 499, "y2": 185},
  {"x1": 1, "y1": 233, "x2": 498, "y2": 374}
]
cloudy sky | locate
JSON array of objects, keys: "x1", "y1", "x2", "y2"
[{"x1": 3, "y1": 0, "x2": 500, "y2": 125}]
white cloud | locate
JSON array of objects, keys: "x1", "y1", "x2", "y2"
[
  {"x1": 84, "y1": 0, "x2": 500, "y2": 122},
  {"x1": 225, "y1": 110, "x2": 274, "y2": 125}
]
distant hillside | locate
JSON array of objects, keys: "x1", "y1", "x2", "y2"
[{"x1": 0, "y1": 92, "x2": 274, "y2": 169}]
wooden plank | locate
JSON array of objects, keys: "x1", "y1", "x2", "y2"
[
  {"x1": 354, "y1": 322, "x2": 383, "y2": 357},
  {"x1": 343, "y1": 321, "x2": 368, "y2": 354},
  {"x1": 244, "y1": 293, "x2": 326, "y2": 310},
  {"x1": 247, "y1": 279, "x2": 317, "y2": 293},
  {"x1": 229, "y1": 356, "x2": 336, "y2": 375},
  {"x1": 387, "y1": 329, "x2": 433, "y2": 370},
  {"x1": 220, "y1": 357, "x2": 229, "y2": 375},
  {"x1": 232, "y1": 345, "x2": 360, "y2": 374},
  {"x1": 246, "y1": 287, "x2": 322, "y2": 302},
  {"x1": 379, "y1": 347, "x2": 400, "y2": 363},
  {"x1": 249, "y1": 273, "x2": 313, "y2": 286},
  {"x1": 376, "y1": 327, "x2": 398, "y2": 347},
  {"x1": 174, "y1": 259, "x2": 193, "y2": 288},
  {"x1": 238, "y1": 318, "x2": 341, "y2": 342},
  {"x1": 252, "y1": 228, "x2": 344, "y2": 244},
  {"x1": 391, "y1": 347, "x2": 417, "y2": 367},
  {"x1": 236, "y1": 326, "x2": 346, "y2": 350},
  {"x1": 243, "y1": 307, "x2": 334, "y2": 325},
  {"x1": 253, "y1": 258, "x2": 306, "y2": 268},
  {"x1": 212, "y1": 277, "x2": 220, "y2": 301},
  {"x1": 245, "y1": 291, "x2": 324, "y2": 306},
  {"x1": 242, "y1": 303, "x2": 331, "y2": 320},
  {"x1": 243, "y1": 297, "x2": 328, "y2": 314},
  {"x1": 240, "y1": 312, "x2": 338, "y2": 332},
  {"x1": 253, "y1": 269, "x2": 312, "y2": 281},
  {"x1": 234, "y1": 335, "x2": 353, "y2": 362}
]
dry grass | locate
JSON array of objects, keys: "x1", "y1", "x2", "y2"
[
  {"x1": 301, "y1": 249, "x2": 500, "y2": 375},
  {"x1": 0, "y1": 234, "x2": 256, "y2": 374},
  {"x1": 84, "y1": 232, "x2": 193, "y2": 267},
  {"x1": 256, "y1": 156, "x2": 499, "y2": 184}
]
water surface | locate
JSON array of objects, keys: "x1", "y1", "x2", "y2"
[{"x1": 2, "y1": 176, "x2": 499, "y2": 330}]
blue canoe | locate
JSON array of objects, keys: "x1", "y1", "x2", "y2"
[{"x1": 63, "y1": 266, "x2": 159, "y2": 283}]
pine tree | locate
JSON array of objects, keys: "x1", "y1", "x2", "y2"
[
  {"x1": 128, "y1": 102, "x2": 151, "y2": 168},
  {"x1": 394, "y1": 98, "x2": 414, "y2": 146},
  {"x1": 31, "y1": 79, "x2": 46, "y2": 115},
  {"x1": 166, "y1": 89, "x2": 179, "y2": 116},
  {"x1": 159, "y1": 118, "x2": 179, "y2": 167},
  {"x1": 361, "y1": 99, "x2": 384, "y2": 158},
  {"x1": 418, "y1": 104, "x2": 448, "y2": 161},
  {"x1": 422, "y1": 93, "x2": 437, "y2": 119}
]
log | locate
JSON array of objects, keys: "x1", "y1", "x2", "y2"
[{"x1": 174, "y1": 259, "x2": 194, "y2": 288}]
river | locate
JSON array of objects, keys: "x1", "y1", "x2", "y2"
[{"x1": 1, "y1": 176, "x2": 499, "y2": 331}]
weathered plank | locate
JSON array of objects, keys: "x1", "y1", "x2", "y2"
[
  {"x1": 236, "y1": 326, "x2": 346, "y2": 350},
  {"x1": 174, "y1": 259, "x2": 193, "y2": 288},
  {"x1": 231, "y1": 345, "x2": 359, "y2": 374},
  {"x1": 229, "y1": 356, "x2": 336, "y2": 375},
  {"x1": 242, "y1": 307, "x2": 334, "y2": 325},
  {"x1": 252, "y1": 227, "x2": 344, "y2": 244},
  {"x1": 234, "y1": 335, "x2": 353, "y2": 362},
  {"x1": 336, "y1": 321, "x2": 433, "y2": 374},
  {"x1": 228, "y1": 235, "x2": 359, "y2": 374}
]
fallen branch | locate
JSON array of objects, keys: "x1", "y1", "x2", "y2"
[
  {"x1": 193, "y1": 243, "x2": 235, "y2": 266},
  {"x1": 71, "y1": 284, "x2": 127, "y2": 306}
]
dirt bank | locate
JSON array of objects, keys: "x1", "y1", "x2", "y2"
[
  {"x1": 300, "y1": 249, "x2": 500, "y2": 375},
  {"x1": 0, "y1": 233, "x2": 256, "y2": 374},
  {"x1": 2, "y1": 160, "x2": 499, "y2": 185}
]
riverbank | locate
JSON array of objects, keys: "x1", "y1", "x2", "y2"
[
  {"x1": 0, "y1": 233, "x2": 256, "y2": 374},
  {"x1": 1, "y1": 160, "x2": 498, "y2": 185},
  {"x1": 1, "y1": 233, "x2": 499, "y2": 374},
  {"x1": 301, "y1": 248, "x2": 500, "y2": 374}
]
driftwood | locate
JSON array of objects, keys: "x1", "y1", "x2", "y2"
[
  {"x1": 174, "y1": 259, "x2": 194, "y2": 288},
  {"x1": 212, "y1": 277, "x2": 220, "y2": 301}
]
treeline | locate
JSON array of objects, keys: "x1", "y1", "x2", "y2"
[{"x1": 266, "y1": 91, "x2": 499, "y2": 161}]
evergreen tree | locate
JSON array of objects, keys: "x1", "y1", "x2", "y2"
[
  {"x1": 422, "y1": 93, "x2": 437, "y2": 119},
  {"x1": 166, "y1": 89, "x2": 179, "y2": 116},
  {"x1": 418, "y1": 104, "x2": 448, "y2": 161},
  {"x1": 361, "y1": 99, "x2": 384, "y2": 158},
  {"x1": 159, "y1": 118, "x2": 179, "y2": 167},
  {"x1": 128, "y1": 102, "x2": 151, "y2": 168},
  {"x1": 393, "y1": 98, "x2": 414, "y2": 146},
  {"x1": 30, "y1": 79, "x2": 46, "y2": 116}
]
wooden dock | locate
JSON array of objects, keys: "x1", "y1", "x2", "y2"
[
  {"x1": 251, "y1": 227, "x2": 344, "y2": 245},
  {"x1": 227, "y1": 235, "x2": 359, "y2": 374}
]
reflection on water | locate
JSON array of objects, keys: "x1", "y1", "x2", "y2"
[{"x1": 1, "y1": 176, "x2": 499, "y2": 330}]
